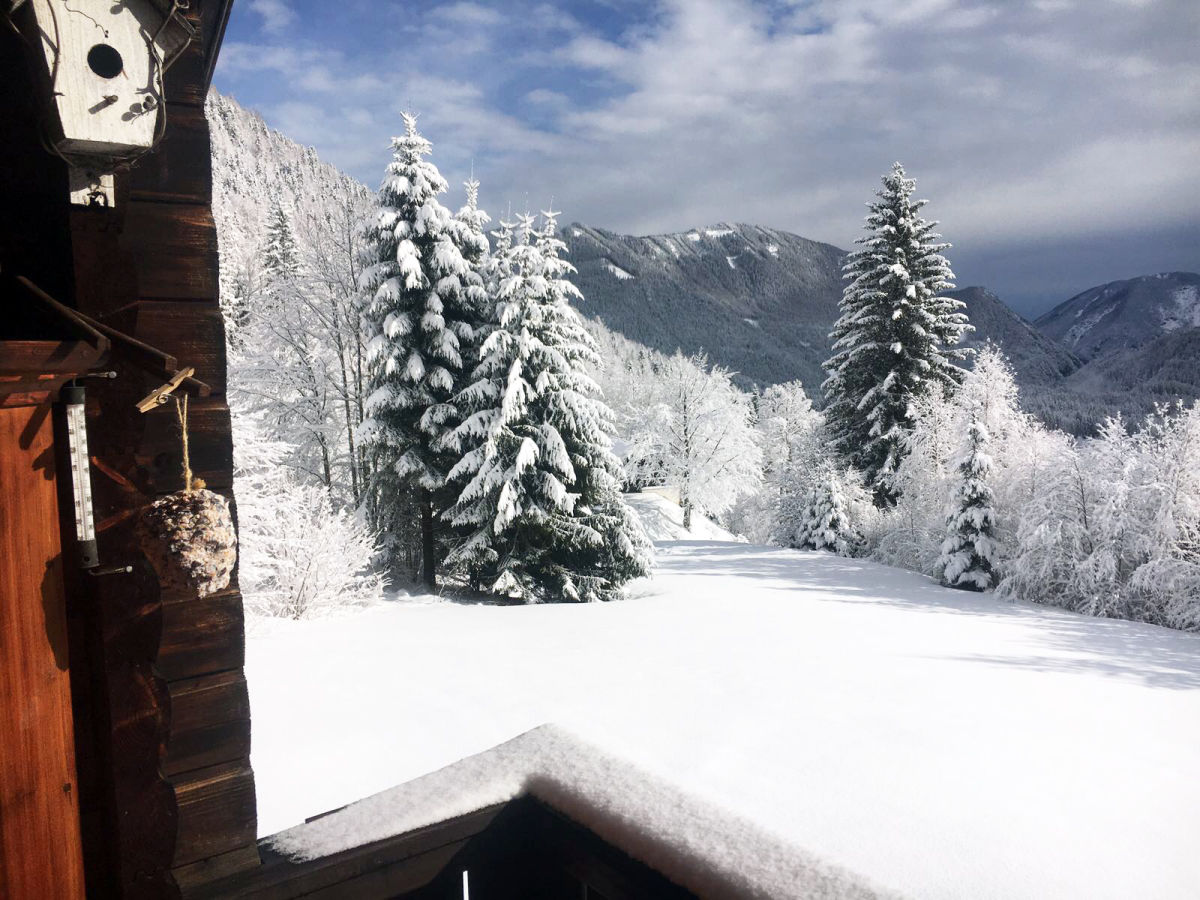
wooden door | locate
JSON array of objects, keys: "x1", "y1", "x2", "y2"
[{"x1": 0, "y1": 402, "x2": 87, "y2": 900}]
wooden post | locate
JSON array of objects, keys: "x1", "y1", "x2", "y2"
[{"x1": 421, "y1": 489, "x2": 437, "y2": 589}]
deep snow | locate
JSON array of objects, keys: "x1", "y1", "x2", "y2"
[{"x1": 246, "y1": 495, "x2": 1200, "y2": 899}]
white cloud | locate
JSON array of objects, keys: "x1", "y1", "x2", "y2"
[
  {"x1": 247, "y1": 0, "x2": 295, "y2": 34},
  {"x1": 215, "y1": 0, "x2": 1200, "y2": 280}
]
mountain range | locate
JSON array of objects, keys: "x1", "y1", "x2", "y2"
[
  {"x1": 560, "y1": 223, "x2": 1198, "y2": 432},
  {"x1": 207, "y1": 91, "x2": 1198, "y2": 435}
]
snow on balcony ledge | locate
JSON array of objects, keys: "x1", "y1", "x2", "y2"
[{"x1": 265, "y1": 724, "x2": 897, "y2": 899}]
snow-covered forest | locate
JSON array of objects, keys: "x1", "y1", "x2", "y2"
[{"x1": 208, "y1": 92, "x2": 1199, "y2": 633}]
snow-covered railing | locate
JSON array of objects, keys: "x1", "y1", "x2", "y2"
[{"x1": 221, "y1": 725, "x2": 897, "y2": 899}]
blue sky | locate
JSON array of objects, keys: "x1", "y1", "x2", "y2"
[{"x1": 213, "y1": 0, "x2": 1200, "y2": 317}]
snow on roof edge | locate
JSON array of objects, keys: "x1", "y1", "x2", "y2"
[{"x1": 266, "y1": 724, "x2": 900, "y2": 899}]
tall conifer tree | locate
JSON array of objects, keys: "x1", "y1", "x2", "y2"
[
  {"x1": 938, "y1": 415, "x2": 999, "y2": 590},
  {"x1": 446, "y1": 211, "x2": 651, "y2": 602},
  {"x1": 360, "y1": 114, "x2": 487, "y2": 585},
  {"x1": 822, "y1": 162, "x2": 971, "y2": 503},
  {"x1": 263, "y1": 200, "x2": 299, "y2": 280}
]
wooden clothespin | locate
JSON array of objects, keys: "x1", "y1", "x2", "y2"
[{"x1": 136, "y1": 367, "x2": 195, "y2": 413}]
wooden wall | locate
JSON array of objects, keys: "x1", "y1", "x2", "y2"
[
  {"x1": 0, "y1": 1, "x2": 255, "y2": 896},
  {"x1": 70, "y1": 4, "x2": 260, "y2": 895},
  {"x1": 0, "y1": 403, "x2": 88, "y2": 900}
]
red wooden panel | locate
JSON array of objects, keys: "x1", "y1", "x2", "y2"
[{"x1": 0, "y1": 404, "x2": 87, "y2": 900}]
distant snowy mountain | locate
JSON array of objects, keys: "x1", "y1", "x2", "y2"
[
  {"x1": 947, "y1": 286, "x2": 1080, "y2": 383},
  {"x1": 1035, "y1": 272, "x2": 1200, "y2": 360},
  {"x1": 561, "y1": 223, "x2": 1076, "y2": 395},
  {"x1": 1024, "y1": 273, "x2": 1200, "y2": 432},
  {"x1": 560, "y1": 222, "x2": 844, "y2": 389}
]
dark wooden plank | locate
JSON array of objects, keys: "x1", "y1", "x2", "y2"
[
  {"x1": 163, "y1": 670, "x2": 251, "y2": 777},
  {"x1": 0, "y1": 405, "x2": 88, "y2": 900},
  {"x1": 159, "y1": 588, "x2": 246, "y2": 681},
  {"x1": 175, "y1": 845, "x2": 263, "y2": 897},
  {"x1": 129, "y1": 104, "x2": 213, "y2": 205},
  {"x1": 70, "y1": 202, "x2": 140, "y2": 322},
  {"x1": 172, "y1": 761, "x2": 258, "y2": 867},
  {"x1": 131, "y1": 300, "x2": 228, "y2": 393},
  {"x1": 138, "y1": 399, "x2": 235, "y2": 494},
  {"x1": 165, "y1": 35, "x2": 210, "y2": 107},
  {"x1": 0, "y1": 340, "x2": 108, "y2": 375},
  {"x1": 524, "y1": 800, "x2": 697, "y2": 900},
  {"x1": 191, "y1": 804, "x2": 510, "y2": 899},
  {"x1": 121, "y1": 204, "x2": 219, "y2": 301}
]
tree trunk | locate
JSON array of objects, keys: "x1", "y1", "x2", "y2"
[{"x1": 420, "y1": 489, "x2": 436, "y2": 589}]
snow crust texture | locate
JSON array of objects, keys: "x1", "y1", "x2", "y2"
[{"x1": 268, "y1": 724, "x2": 895, "y2": 899}]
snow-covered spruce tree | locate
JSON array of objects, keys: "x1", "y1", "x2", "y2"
[
  {"x1": 454, "y1": 177, "x2": 491, "y2": 363},
  {"x1": 446, "y1": 211, "x2": 652, "y2": 602},
  {"x1": 938, "y1": 415, "x2": 999, "y2": 590},
  {"x1": 822, "y1": 162, "x2": 971, "y2": 504},
  {"x1": 359, "y1": 113, "x2": 487, "y2": 585},
  {"x1": 263, "y1": 199, "x2": 300, "y2": 281},
  {"x1": 791, "y1": 466, "x2": 871, "y2": 556}
]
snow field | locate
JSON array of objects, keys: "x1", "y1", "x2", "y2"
[{"x1": 247, "y1": 524, "x2": 1200, "y2": 899}]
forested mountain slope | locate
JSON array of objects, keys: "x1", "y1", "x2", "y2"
[
  {"x1": 1036, "y1": 272, "x2": 1200, "y2": 361},
  {"x1": 207, "y1": 91, "x2": 372, "y2": 309},
  {"x1": 560, "y1": 222, "x2": 844, "y2": 389},
  {"x1": 1026, "y1": 273, "x2": 1200, "y2": 432},
  {"x1": 947, "y1": 286, "x2": 1079, "y2": 382},
  {"x1": 561, "y1": 223, "x2": 1075, "y2": 395},
  {"x1": 206, "y1": 91, "x2": 1195, "y2": 433}
]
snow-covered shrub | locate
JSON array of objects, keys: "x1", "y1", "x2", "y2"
[
  {"x1": 726, "y1": 380, "x2": 824, "y2": 544},
  {"x1": 872, "y1": 345, "x2": 1051, "y2": 583},
  {"x1": 233, "y1": 408, "x2": 383, "y2": 619},
  {"x1": 1000, "y1": 402, "x2": 1200, "y2": 629}
]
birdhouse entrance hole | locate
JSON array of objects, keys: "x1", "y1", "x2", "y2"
[{"x1": 86, "y1": 44, "x2": 123, "y2": 79}]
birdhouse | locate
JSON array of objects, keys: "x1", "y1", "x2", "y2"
[{"x1": 10, "y1": 0, "x2": 195, "y2": 204}]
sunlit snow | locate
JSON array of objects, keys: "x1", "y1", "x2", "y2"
[{"x1": 247, "y1": 493, "x2": 1200, "y2": 899}]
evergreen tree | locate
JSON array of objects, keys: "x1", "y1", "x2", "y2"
[
  {"x1": 359, "y1": 113, "x2": 487, "y2": 585},
  {"x1": 822, "y1": 162, "x2": 971, "y2": 504},
  {"x1": 263, "y1": 199, "x2": 300, "y2": 280},
  {"x1": 454, "y1": 177, "x2": 491, "y2": 368},
  {"x1": 446, "y1": 210, "x2": 652, "y2": 602},
  {"x1": 791, "y1": 467, "x2": 869, "y2": 556},
  {"x1": 938, "y1": 415, "x2": 999, "y2": 590}
]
